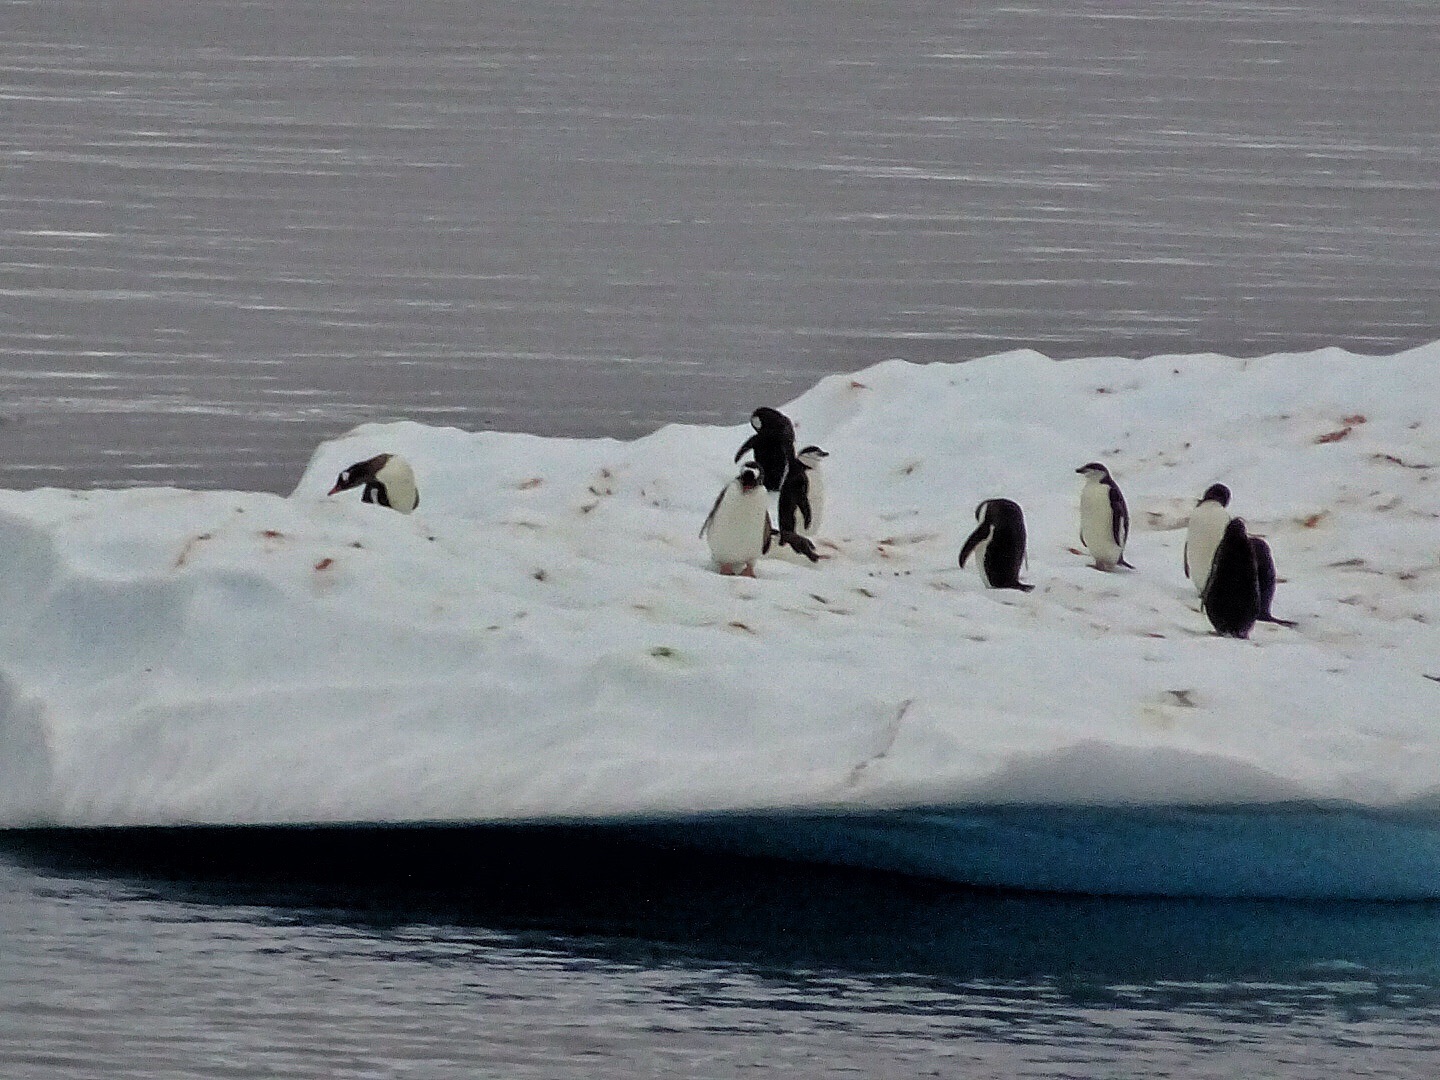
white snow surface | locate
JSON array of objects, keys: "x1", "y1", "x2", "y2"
[{"x1": 2, "y1": 346, "x2": 1438, "y2": 855}]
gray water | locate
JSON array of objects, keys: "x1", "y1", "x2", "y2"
[{"x1": 4, "y1": 1, "x2": 1440, "y2": 1075}]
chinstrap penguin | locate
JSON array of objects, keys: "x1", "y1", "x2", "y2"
[
  {"x1": 328, "y1": 453, "x2": 419, "y2": 513},
  {"x1": 1184, "y1": 483, "x2": 1231, "y2": 594},
  {"x1": 1249, "y1": 534, "x2": 1297, "y2": 627},
  {"x1": 779, "y1": 444, "x2": 828, "y2": 537},
  {"x1": 734, "y1": 407, "x2": 796, "y2": 493},
  {"x1": 959, "y1": 498, "x2": 1034, "y2": 591},
  {"x1": 1075, "y1": 462, "x2": 1133, "y2": 570},
  {"x1": 700, "y1": 462, "x2": 773, "y2": 576},
  {"x1": 1201, "y1": 517, "x2": 1262, "y2": 638}
]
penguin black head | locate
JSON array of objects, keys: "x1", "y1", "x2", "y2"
[
  {"x1": 977, "y1": 497, "x2": 1025, "y2": 525},
  {"x1": 750, "y1": 407, "x2": 796, "y2": 439},
  {"x1": 737, "y1": 463, "x2": 764, "y2": 491},
  {"x1": 1199, "y1": 483, "x2": 1232, "y2": 507},
  {"x1": 328, "y1": 453, "x2": 392, "y2": 496},
  {"x1": 1076, "y1": 462, "x2": 1111, "y2": 481},
  {"x1": 796, "y1": 445, "x2": 828, "y2": 468}
]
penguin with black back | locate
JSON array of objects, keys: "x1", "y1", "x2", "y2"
[
  {"x1": 779, "y1": 445, "x2": 827, "y2": 536},
  {"x1": 1201, "y1": 517, "x2": 1262, "y2": 638},
  {"x1": 1075, "y1": 462, "x2": 1133, "y2": 570},
  {"x1": 734, "y1": 407, "x2": 796, "y2": 493},
  {"x1": 328, "y1": 453, "x2": 419, "y2": 513},
  {"x1": 1249, "y1": 535, "x2": 1297, "y2": 627},
  {"x1": 959, "y1": 498, "x2": 1034, "y2": 591}
]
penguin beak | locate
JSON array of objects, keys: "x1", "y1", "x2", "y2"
[{"x1": 327, "y1": 483, "x2": 342, "y2": 496}]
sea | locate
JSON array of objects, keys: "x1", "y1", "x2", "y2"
[{"x1": 2, "y1": 1, "x2": 1439, "y2": 1075}]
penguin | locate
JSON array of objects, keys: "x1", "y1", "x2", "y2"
[
  {"x1": 734, "y1": 407, "x2": 796, "y2": 493},
  {"x1": 1201, "y1": 517, "x2": 1262, "y2": 638},
  {"x1": 327, "y1": 453, "x2": 419, "y2": 513},
  {"x1": 700, "y1": 462, "x2": 773, "y2": 576},
  {"x1": 779, "y1": 445, "x2": 828, "y2": 537},
  {"x1": 959, "y1": 498, "x2": 1034, "y2": 591},
  {"x1": 1249, "y1": 534, "x2": 1297, "y2": 627},
  {"x1": 1184, "y1": 483, "x2": 1231, "y2": 594},
  {"x1": 1075, "y1": 462, "x2": 1133, "y2": 570}
]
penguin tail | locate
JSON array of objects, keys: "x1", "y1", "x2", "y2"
[
  {"x1": 1119, "y1": 557, "x2": 1136, "y2": 569},
  {"x1": 779, "y1": 531, "x2": 822, "y2": 563},
  {"x1": 1259, "y1": 615, "x2": 1298, "y2": 628},
  {"x1": 1012, "y1": 582, "x2": 1035, "y2": 592}
]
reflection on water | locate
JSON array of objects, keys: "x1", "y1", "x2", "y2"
[
  {"x1": 1, "y1": 0, "x2": 1438, "y2": 490},
  {"x1": 3, "y1": 826, "x2": 1440, "y2": 1077}
]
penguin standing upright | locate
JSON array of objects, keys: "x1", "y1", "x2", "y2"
[
  {"x1": 959, "y1": 498, "x2": 1034, "y2": 592},
  {"x1": 1201, "y1": 517, "x2": 1262, "y2": 638},
  {"x1": 1249, "y1": 534, "x2": 1297, "y2": 627},
  {"x1": 1185, "y1": 483, "x2": 1231, "y2": 593},
  {"x1": 779, "y1": 445, "x2": 828, "y2": 537},
  {"x1": 1075, "y1": 462, "x2": 1133, "y2": 570},
  {"x1": 734, "y1": 407, "x2": 796, "y2": 493},
  {"x1": 700, "y1": 463, "x2": 773, "y2": 576},
  {"x1": 328, "y1": 453, "x2": 419, "y2": 513}
]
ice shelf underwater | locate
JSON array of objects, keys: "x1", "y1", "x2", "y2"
[{"x1": 1, "y1": 344, "x2": 1438, "y2": 899}]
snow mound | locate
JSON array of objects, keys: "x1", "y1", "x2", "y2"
[{"x1": 2, "y1": 344, "x2": 1438, "y2": 897}]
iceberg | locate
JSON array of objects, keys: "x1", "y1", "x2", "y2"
[{"x1": 2, "y1": 345, "x2": 1438, "y2": 899}]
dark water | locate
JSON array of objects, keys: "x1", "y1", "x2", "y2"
[
  {"x1": 4, "y1": 827, "x2": 1440, "y2": 1079},
  {"x1": 1, "y1": 0, "x2": 1437, "y2": 490},
  {"x1": 4, "y1": 1, "x2": 1440, "y2": 1074}
]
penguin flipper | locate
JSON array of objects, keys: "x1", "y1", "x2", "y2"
[
  {"x1": 699, "y1": 487, "x2": 726, "y2": 538},
  {"x1": 958, "y1": 523, "x2": 989, "y2": 568},
  {"x1": 734, "y1": 434, "x2": 758, "y2": 464},
  {"x1": 797, "y1": 491, "x2": 812, "y2": 533}
]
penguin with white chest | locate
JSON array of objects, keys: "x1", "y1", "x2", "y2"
[
  {"x1": 959, "y1": 498, "x2": 1034, "y2": 591},
  {"x1": 1184, "y1": 483, "x2": 1231, "y2": 593},
  {"x1": 733, "y1": 407, "x2": 796, "y2": 493},
  {"x1": 700, "y1": 462, "x2": 773, "y2": 576},
  {"x1": 328, "y1": 453, "x2": 419, "y2": 513},
  {"x1": 1075, "y1": 462, "x2": 1133, "y2": 570},
  {"x1": 1201, "y1": 517, "x2": 1262, "y2": 638},
  {"x1": 779, "y1": 445, "x2": 827, "y2": 537}
]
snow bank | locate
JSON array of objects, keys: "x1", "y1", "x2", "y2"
[{"x1": 2, "y1": 344, "x2": 1438, "y2": 897}]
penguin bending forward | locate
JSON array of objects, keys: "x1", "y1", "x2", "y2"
[
  {"x1": 1249, "y1": 534, "x2": 1297, "y2": 627},
  {"x1": 328, "y1": 453, "x2": 419, "y2": 513},
  {"x1": 734, "y1": 407, "x2": 796, "y2": 492},
  {"x1": 779, "y1": 445, "x2": 828, "y2": 537},
  {"x1": 701, "y1": 463, "x2": 773, "y2": 576},
  {"x1": 1201, "y1": 517, "x2": 1262, "y2": 638},
  {"x1": 1075, "y1": 462, "x2": 1133, "y2": 570},
  {"x1": 959, "y1": 498, "x2": 1034, "y2": 591},
  {"x1": 1185, "y1": 483, "x2": 1231, "y2": 593}
]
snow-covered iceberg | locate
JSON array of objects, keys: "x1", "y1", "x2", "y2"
[{"x1": 2, "y1": 345, "x2": 1438, "y2": 898}]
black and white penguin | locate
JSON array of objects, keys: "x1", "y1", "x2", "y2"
[
  {"x1": 1185, "y1": 483, "x2": 1231, "y2": 594},
  {"x1": 1201, "y1": 517, "x2": 1262, "y2": 638},
  {"x1": 779, "y1": 445, "x2": 828, "y2": 537},
  {"x1": 1249, "y1": 534, "x2": 1297, "y2": 627},
  {"x1": 1075, "y1": 462, "x2": 1133, "y2": 570},
  {"x1": 959, "y1": 498, "x2": 1034, "y2": 592},
  {"x1": 700, "y1": 462, "x2": 773, "y2": 576},
  {"x1": 734, "y1": 407, "x2": 796, "y2": 492},
  {"x1": 328, "y1": 453, "x2": 419, "y2": 513}
]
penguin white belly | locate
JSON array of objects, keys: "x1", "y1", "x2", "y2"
[
  {"x1": 375, "y1": 456, "x2": 419, "y2": 513},
  {"x1": 800, "y1": 472, "x2": 825, "y2": 536},
  {"x1": 1185, "y1": 502, "x2": 1230, "y2": 593},
  {"x1": 968, "y1": 531, "x2": 995, "y2": 585},
  {"x1": 1079, "y1": 482, "x2": 1122, "y2": 567},
  {"x1": 706, "y1": 485, "x2": 770, "y2": 568}
]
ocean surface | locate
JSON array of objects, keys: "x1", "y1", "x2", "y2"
[{"x1": 3, "y1": 0, "x2": 1440, "y2": 1075}]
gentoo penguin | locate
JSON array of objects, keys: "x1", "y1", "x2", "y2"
[
  {"x1": 328, "y1": 453, "x2": 419, "y2": 513},
  {"x1": 700, "y1": 462, "x2": 773, "y2": 576},
  {"x1": 1249, "y1": 535, "x2": 1297, "y2": 627},
  {"x1": 779, "y1": 445, "x2": 828, "y2": 537},
  {"x1": 959, "y1": 498, "x2": 1034, "y2": 592},
  {"x1": 1201, "y1": 517, "x2": 1262, "y2": 638},
  {"x1": 1184, "y1": 483, "x2": 1231, "y2": 594},
  {"x1": 734, "y1": 407, "x2": 796, "y2": 493},
  {"x1": 1075, "y1": 462, "x2": 1133, "y2": 570}
]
